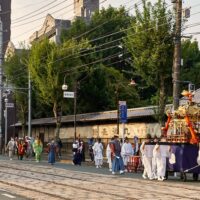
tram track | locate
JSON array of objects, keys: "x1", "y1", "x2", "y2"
[
  {"x1": 0, "y1": 163, "x2": 131, "y2": 200},
  {"x1": 0, "y1": 161, "x2": 199, "y2": 200}
]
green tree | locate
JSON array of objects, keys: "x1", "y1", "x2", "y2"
[
  {"x1": 78, "y1": 65, "x2": 138, "y2": 113},
  {"x1": 60, "y1": 6, "x2": 139, "y2": 112},
  {"x1": 60, "y1": 17, "x2": 87, "y2": 42},
  {"x1": 181, "y1": 39, "x2": 200, "y2": 88},
  {"x1": 4, "y1": 47, "x2": 29, "y2": 136},
  {"x1": 125, "y1": 0, "x2": 174, "y2": 123},
  {"x1": 28, "y1": 38, "x2": 89, "y2": 137}
]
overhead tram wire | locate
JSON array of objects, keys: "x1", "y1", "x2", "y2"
[
  {"x1": 7, "y1": 4, "x2": 180, "y2": 78},
  {"x1": 12, "y1": 2, "x2": 72, "y2": 28},
  {"x1": 12, "y1": 0, "x2": 98, "y2": 27},
  {"x1": 9, "y1": 2, "x2": 164, "y2": 42},
  {"x1": 8, "y1": 1, "x2": 200, "y2": 78},
  {"x1": 12, "y1": 0, "x2": 60, "y2": 22},
  {"x1": 8, "y1": 51, "x2": 126, "y2": 83},
  {"x1": 7, "y1": 19, "x2": 200, "y2": 83},
  {"x1": 13, "y1": 13, "x2": 200, "y2": 83},
  {"x1": 36, "y1": 1, "x2": 200, "y2": 63},
  {"x1": 4, "y1": 1, "x2": 198, "y2": 76},
  {"x1": 10, "y1": 7, "x2": 195, "y2": 68},
  {"x1": 12, "y1": 0, "x2": 69, "y2": 24},
  {"x1": 73, "y1": 0, "x2": 143, "y2": 40},
  {"x1": 0, "y1": 0, "x2": 49, "y2": 16},
  {"x1": 9, "y1": 0, "x2": 141, "y2": 48},
  {"x1": 11, "y1": 0, "x2": 140, "y2": 28},
  {"x1": 8, "y1": 16, "x2": 200, "y2": 83}
]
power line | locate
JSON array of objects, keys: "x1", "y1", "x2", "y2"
[
  {"x1": 7, "y1": 2, "x2": 177, "y2": 78},
  {"x1": 12, "y1": 0, "x2": 60, "y2": 22},
  {"x1": 8, "y1": 1, "x2": 200, "y2": 79},
  {"x1": 12, "y1": 1, "x2": 72, "y2": 28}
]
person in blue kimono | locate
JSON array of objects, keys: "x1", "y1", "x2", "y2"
[
  {"x1": 72, "y1": 140, "x2": 82, "y2": 165},
  {"x1": 47, "y1": 139, "x2": 57, "y2": 165},
  {"x1": 110, "y1": 135, "x2": 125, "y2": 174}
]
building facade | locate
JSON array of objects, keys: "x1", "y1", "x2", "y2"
[
  {"x1": 74, "y1": 0, "x2": 99, "y2": 21},
  {"x1": 0, "y1": 0, "x2": 11, "y2": 56},
  {"x1": 29, "y1": 14, "x2": 71, "y2": 44},
  {"x1": 14, "y1": 105, "x2": 164, "y2": 143}
]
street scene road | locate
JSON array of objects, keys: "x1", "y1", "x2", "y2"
[
  {"x1": 0, "y1": 157, "x2": 199, "y2": 200},
  {"x1": 0, "y1": 189, "x2": 27, "y2": 200}
]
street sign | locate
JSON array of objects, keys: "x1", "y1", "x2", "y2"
[
  {"x1": 5, "y1": 103, "x2": 14, "y2": 108},
  {"x1": 119, "y1": 101, "x2": 127, "y2": 123},
  {"x1": 63, "y1": 91, "x2": 74, "y2": 98}
]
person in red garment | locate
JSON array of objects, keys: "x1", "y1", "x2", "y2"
[{"x1": 18, "y1": 140, "x2": 25, "y2": 160}]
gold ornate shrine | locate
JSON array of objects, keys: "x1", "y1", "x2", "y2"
[{"x1": 162, "y1": 90, "x2": 200, "y2": 144}]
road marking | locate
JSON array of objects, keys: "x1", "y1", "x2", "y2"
[{"x1": 2, "y1": 193, "x2": 16, "y2": 198}]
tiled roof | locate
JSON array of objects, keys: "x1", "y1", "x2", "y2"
[{"x1": 15, "y1": 105, "x2": 171, "y2": 127}]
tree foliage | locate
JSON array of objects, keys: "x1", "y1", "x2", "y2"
[
  {"x1": 125, "y1": 0, "x2": 174, "y2": 123},
  {"x1": 28, "y1": 38, "x2": 89, "y2": 136},
  {"x1": 181, "y1": 39, "x2": 200, "y2": 89},
  {"x1": 60, "y1": 6, "x2": 139, "y2": 112},
  {"x1": 4, "y1": 46, "x2": 29, "y2": 136}
]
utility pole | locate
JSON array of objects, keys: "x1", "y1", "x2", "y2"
[
  {"x1": 74, "y1": 81, "x2": 77, "y2": 140},
  {"x1": 4, "y1": 97, "x2": 8, "y2": 147},
  {"x1": 28, "y1": 71, "x2": 32, "y2": 137},
  {"x1": 172, "y1": 0, "x2": 182, "y2": 110},
  {"x1": 0, "y1": 20, "x2": 3, "y2": 153}
]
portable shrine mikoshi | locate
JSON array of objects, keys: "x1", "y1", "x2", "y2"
[{"x1": 161, "y1": 88, "x2": 200, "y2": 181}]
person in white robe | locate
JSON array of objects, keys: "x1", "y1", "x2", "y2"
[
  {"x1": 152, "y1": 137, "x2": 159, "y2": 179},
  {"x1": 133, "y1": 136, "x2": 139, "y2": 155},
  {"x1": 106, "y1": 138, "x2": 114, "y2": 171},
  {"x1": 7, "y1": 138, "x2": 15, "y2": 160},
  {"x1": 154, "y1": 137, "x2": 171, "y2": 181},
  {"x1": 121, "y1": 137, "x2": 133, "y2": 172},
  {"x1": 93, "y1": 138, "x2": 103, "y2": 168},
  {"x1": 140, "y1": 134, "x2": 154, "y2": 180},
  {"x1": 197, "y1": 148, "x2": 200, "y2": 165}
]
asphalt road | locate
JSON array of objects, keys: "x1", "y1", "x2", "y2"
[
  {"x1": 0, "y1": 189, "x2": 28, "y2": 200},
  {"x1": 0, "y1": 155, "x2": 199, "y2": 200},
  {"x1": 0, "y1": 155, "x2": 199, "y2": 182}
]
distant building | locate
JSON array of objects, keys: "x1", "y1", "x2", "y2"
[
  {"x1": 5, "y1": 41, "x2": 23, "y2": 60},
  {"x1": 29, "y1": 1, "x2": 100, "y2": 44},
  {"x1": 0, "y1": 0, "x2": 11, "y2": 56},
  {"x1": 29, "y1": 14, "x2": 71, "y2": 44},
  {"x1": 74, "y1": 0, "x2": 99, "y2": 21}
]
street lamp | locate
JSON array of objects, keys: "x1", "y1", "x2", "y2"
[
  {"x1": 62, "y1": 76, "x2": 77, "y2": 140},
  {"x1": 62, "y1": 73, "x2": 88, "y2": 140}
]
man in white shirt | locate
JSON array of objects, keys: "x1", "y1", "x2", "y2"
[
  {"x1": 121, "y1": 137, "x2": 133, "y2": 172},
  {"x1": 155, "y1": 137, "x2": 171, "y2": 181},
  {"x1": 140, "y1": 134, "x2": 154, "y2": 180}
]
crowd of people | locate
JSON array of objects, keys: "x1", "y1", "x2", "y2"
[
  {"x1": 82, "y1": 135, "x2": 140, "y2": 174},
  {"x1": 6, "y1": 134, "x2": 184, "y2": 182},
  {"x1": 83, "y1": 134, "x2": 173, "y2": 180},
  {"x1": 6, "y1": 136, "x2": 63, "y2": 165},
  {"x1": 140, "y1": 134, "x2": 171, "y2": 181}
]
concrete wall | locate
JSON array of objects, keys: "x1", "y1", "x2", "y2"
[{"x1": 29, "y1": 122, "x2": 161, "y2": 142}]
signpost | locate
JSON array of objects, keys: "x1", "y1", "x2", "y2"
[
  {"x1": 5, "y1": 103, "x2": 14, "y2": 108},
  {"x1": 119, "y1": 101, "x2": 127, "y2": 143},
  {"x1": 63, "y1": 91, "x2": 74, "y2": 98}
]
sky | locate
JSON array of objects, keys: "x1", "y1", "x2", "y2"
[{"x1": 11, "y1": 0, "x2": 200, "y2": 48}]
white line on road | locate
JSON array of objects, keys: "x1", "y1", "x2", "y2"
[{"x1": 2, "y1": 193, "x2": 16, "y2": 198}]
